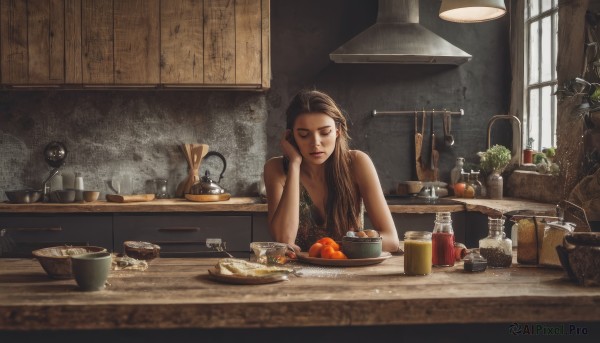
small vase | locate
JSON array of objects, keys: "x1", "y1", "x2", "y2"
[{"x1": 487, "y1": 172, "x2": 503, "y2": 199}]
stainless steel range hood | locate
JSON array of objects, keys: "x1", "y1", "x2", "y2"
[{"x1": 330, "y1": 0, "x2": 471, "y2": 65}]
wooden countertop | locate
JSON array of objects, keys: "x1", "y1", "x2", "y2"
[
  {"x1": 0, "y1": 197, "x2": 556, "y2": 215},
  {"x1": 1, "y1": 253, "x2": 598, "y2": 331}
]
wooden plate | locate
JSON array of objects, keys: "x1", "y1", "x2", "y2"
[
  {"x1": 296, "y1": 252, "x2": 392, "y2": 267},
  {"x1": 185, "y1": 193, "x2": 231, "y2": 202},
  {"x1": 207, "y1": 268, "x2": 289, "y2": 285}
]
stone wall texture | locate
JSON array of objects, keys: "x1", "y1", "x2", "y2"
[{"x1": 0, "y1": 0, "x2": 511, "y2": 200}]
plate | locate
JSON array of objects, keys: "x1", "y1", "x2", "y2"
[
  {"x1": 207, "y1": 268, "x2": 289, "y2": 285},
  {"x1": 296, "y1": 251, "x2": 392, "y2": 267}
]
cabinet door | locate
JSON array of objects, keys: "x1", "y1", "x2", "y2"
[
  {"x1": 0, "y1": 0, "x2": 65, "y2": 85},
  {"x1": 0, "y1": 214, "x2": 113, "y2": 257},
  {"x1": 114, "y1": 0, "x2": 159, "y2": 84},
  {"x1": 113, "y1": 214, "x2": 251, "y2": 257},
  {"x1": 161, "y1": 0, "x2": 269, "y2": 88}
]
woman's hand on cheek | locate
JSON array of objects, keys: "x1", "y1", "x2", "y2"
[{"x1": 280, "y1": 130, "x2": 302, "y2": 164}]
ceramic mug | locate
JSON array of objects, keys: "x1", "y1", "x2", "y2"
[{"x1": 71, "y1": 252, "x2": 112, "y2": 291}]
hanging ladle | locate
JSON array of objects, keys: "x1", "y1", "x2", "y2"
[{"x1": 443, "y1": 112, "x2": 455, "y2": 147}]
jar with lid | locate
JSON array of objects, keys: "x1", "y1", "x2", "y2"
[
  {"x1": 404, "y1": 231, "x2": 432, "y2": 276},
  {"x1": 479, "y1": 217, "x2": 512, "y2": 268},
  {"x1": 432, "y1": 212, "x2": 455, "y2": 267},
  {"x1": 539, "y1": 221, "x2": 575, "y2": 267}
]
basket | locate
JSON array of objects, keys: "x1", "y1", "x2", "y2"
[{"x1": 32, "y1": 246, "x2": 107, "y2": 279}]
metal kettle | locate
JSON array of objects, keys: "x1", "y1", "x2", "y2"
[{"x1": 190, "y1": 152, "x2": 227, "y2": 195}]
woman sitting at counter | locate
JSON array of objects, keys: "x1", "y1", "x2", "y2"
[{"x1": 264, "y1": 89, "x2": 400, "y2": 253}]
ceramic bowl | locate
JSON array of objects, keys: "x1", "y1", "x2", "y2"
[
  {"x1": 557, "y1": 232, "x2": 600, "y2": 286},
  {"x1": 50, "y1": 189, "x2": 76, "y2": 203},
  {"x1": 5, "y1": 189, "x2": 42, "y2": 203},
  {"x1": 342, "y1": 236, "x2": 382, "y2": 259},
  {"x1": 32, "y1": 245, "x2": 108, "y2": 279},
  {"x1": 401, "y1": 181, "x2": 423, "y2": 195},
  {"x1": 83, "y1": 190, "x2": 100, "y2": 202}
]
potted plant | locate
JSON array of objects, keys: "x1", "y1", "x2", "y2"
[
  {"x1": 523, "y1": 137, "x2": 534, "y2": 164},
  {"x1": 477, "y1": 145, "x2": 512, "y2": 199}
]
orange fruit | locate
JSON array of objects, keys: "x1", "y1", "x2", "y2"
[
  {"x1": 308, "y1": 243, "x2": 324, "y2": 257},
  {"x1": 454, "y1": 182, "x2": 466, "y2": 197},
  {"x1": 317, "y1": 237, "x2": 340, "y2": 251},
  {"x1": 330, "y1": 251, "x2": 348, "y2": 259},
  {"x1": 321, "y1": 245, "x2": 336, "y2": 259}
]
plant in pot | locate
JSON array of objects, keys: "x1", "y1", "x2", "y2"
[
  {"x1": 523, "y1": 137, "x2": 535, "y2": 164},
  {"x1": 477, "y1": 145, "x2": 512, "y2": 199}
]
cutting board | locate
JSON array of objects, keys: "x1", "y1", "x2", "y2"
[
  {"x1": 185, "y1": 193, "x2": 231, "y2": 202},
  {"x1": 106, "y1": 194, "x2": 156, "y2": 203}
]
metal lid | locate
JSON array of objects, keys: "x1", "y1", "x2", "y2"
[{"x1": 546, "y1": 221, "x2": 576, "y2": 232}]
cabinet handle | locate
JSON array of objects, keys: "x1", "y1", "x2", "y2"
[
  {"x1": 157, "y1": 227, "x2": 199, "y2": 232},
  {"x1": 151, "y1": 240, "x2": 205, "y2": 245},
  {"x1": 14, "y1": 227, "x2": 63, "y2": 232}
]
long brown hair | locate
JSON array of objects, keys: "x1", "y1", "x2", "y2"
[{"x1": 285, "y1": 89, "x2": 360, "y2": 237}]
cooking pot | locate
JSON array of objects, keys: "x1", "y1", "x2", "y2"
[{"x1": 190, "y1": 152, "x2": 227, "y2": 195}]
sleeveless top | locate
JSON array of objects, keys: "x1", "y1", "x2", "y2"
[{"x1": 283, "y1": 158, "x2": 364, "y2": 251}]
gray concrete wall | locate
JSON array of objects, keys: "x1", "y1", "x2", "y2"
[{"x1": 0, "y1": 0, "x2": 511, "y2": 200}]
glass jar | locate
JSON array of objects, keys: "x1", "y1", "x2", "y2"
[
  {"x1": 463, "y1": 173, "x2": 477, "y2": 199},
  {"x1": 479, "y1": 217, "x2": 512, "y2": 268},
  {"x1": 154, "y1": 178, "x2": 169, "y2": 199},
  {"x1": 404, "y1": 231, "x2": 432, "y2": 276},
  {"x1": 432, "y1": 212, "x2": 455, "y2": 266},
  {"x1": 539, "y1": 221, "x2": 575, "y2": 267},
  {"x1": 470, "y1": 170, "x2": 484, "y2": 198},
  {"x1": 454, "y1": 171, "x2": 468, "y2": 197}
]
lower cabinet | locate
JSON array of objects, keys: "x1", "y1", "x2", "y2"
[
  {"x1": 113, "y1": 213, "x2": 252, "y2": 258},
  {"x1": 0, "y1": 214, "x2": 113, "y2": 257}
]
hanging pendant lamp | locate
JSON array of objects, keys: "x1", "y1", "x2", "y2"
[{"x1": 439, "y1": 0, "x2": 506, "y2": 23}]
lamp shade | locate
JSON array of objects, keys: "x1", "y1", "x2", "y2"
[{"x1": 439, "y1": 0, "x2": 506, "y2": 23}]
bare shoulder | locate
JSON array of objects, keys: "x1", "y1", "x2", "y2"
[
  {"x1": 349, "y1": 150, "x2": 374, "y2": 167},
  {"x1": 264, "y1": 156, "x2": 286, "y2": 182}
]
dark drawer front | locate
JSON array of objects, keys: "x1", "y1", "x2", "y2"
[
  {"x1": 113, "y1": 214, "x2": 251, "y2": 258},
  {"x1": 0, "y1": 214, "x2": 113, "y2": 257}
]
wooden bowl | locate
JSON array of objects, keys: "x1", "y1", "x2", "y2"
[
  {"x1": 83, "y1": 190, "x2": 100, "y2": 202},
  {"x1": 32, "y1": 246, "x2": 108, "y2": 279}
]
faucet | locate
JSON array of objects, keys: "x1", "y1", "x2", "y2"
[
  {"x1": 41, "y1": 167, "x2": 61, "y2": 202},
  {"x1": 486, "y1": 115, "x2": 522, "y2": 165}
]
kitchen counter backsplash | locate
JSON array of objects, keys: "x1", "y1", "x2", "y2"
[{"x1": 0, "y1": 91, "x2": 267, "y2": 201}]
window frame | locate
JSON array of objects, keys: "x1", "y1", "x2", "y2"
[{"x1": 516, "y1": 0, "x2": 560, "y2": 154}]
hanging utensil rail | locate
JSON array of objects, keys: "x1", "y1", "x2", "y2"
[{"x1": 371, "y1": 109, "x2": 464, "y2": 117}]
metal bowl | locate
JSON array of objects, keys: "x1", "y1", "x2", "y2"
[{"x1": 5, "y1": 189, "x2": 42, "y2": 204}]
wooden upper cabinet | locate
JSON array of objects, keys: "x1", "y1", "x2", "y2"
[
  {"x1": 161, "y1": 0, "x2": 270, "y2": 89},
  {"x1": 0, "y1": 0, "x2": 269, "y2": 88},
  {"x1": 1, "y1": 0, "x2": 65, "y2": 84}
]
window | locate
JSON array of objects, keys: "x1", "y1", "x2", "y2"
[{"x1": 524, "y1": 0, "x2": 559, "y2": 152}]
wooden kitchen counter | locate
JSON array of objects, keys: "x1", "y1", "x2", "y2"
[
  {"x1": 1, "y1": 254, "x2": 599, "y2": 332},
  {"x1": 0, "y1": 196, "x2": 556, "y2": 215}
]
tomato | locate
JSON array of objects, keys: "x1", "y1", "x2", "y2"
[
  {"x1": 330, "y1": 251, "x2": 348, "y2": 259},
  {"x1": 321, "y1": 245, "x2": 336, "y2": 259},
  {"x1": 308, "y1": 243, "x2": 323, "y2": 257}
]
